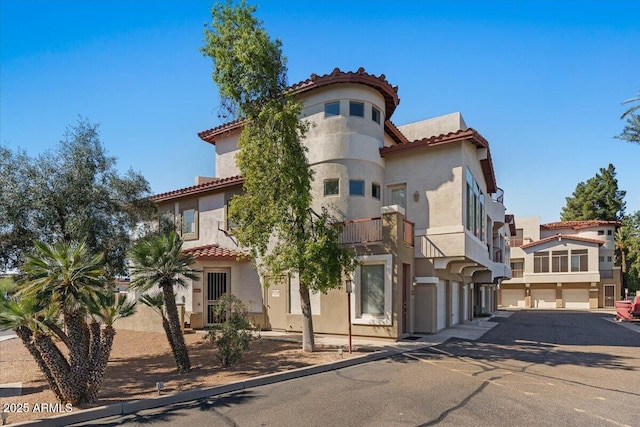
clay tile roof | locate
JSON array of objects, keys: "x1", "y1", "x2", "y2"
[
  {"x1": 541, "y1": 220, "x2": 621, "y2": 230},
  {"x1": 385, "y1": 120, "x2": 410, "y2": 145},
  {"x1": 182, "y1": 244, "x2": 249, "y2": 260},
  {"x1": 198, "y1": 67, "x2": 400, "y2": 145},
  {"x1": 290, "y1": 67, "x2": 400, "y2": 118},
  {"x1": 152, "y1": 175, "x2": 244, "y2": 202},
  {"x1": 520, "y1": 234, "x2": 605, "y2": 249},
  {"x1": 379, "y1": 128, "x2": 497, "y2": 194}
]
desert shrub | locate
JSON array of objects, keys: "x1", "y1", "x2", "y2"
[{"x1": 206, "y1": 294, "x2": 255, "y2": 367}]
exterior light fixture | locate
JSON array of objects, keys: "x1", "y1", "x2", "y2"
[{"x1": 413, "y1": 191, "x2": 419, "y2": 202}]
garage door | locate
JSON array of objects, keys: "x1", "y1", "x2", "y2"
[
  {"x1": 563, "y1": 289, "x2": 590, "y2": 309},
  {"x1": 501, "y1": 289, "x2": 526, "y2": 308},
  {"x1": 531, "y1": 289, "x2": 556, "y2": 309},
  {"x1": 437, "y1": 280, "x2": 446, "y2": 330},
  {"x1": 451, "y1": 282, "x2": 460, "y2": 325}
]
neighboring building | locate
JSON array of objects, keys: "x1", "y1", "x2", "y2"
[
  {"x1": 136, "y1": 68, "x2": 512, "y2": 339},
  {"x1": 499, "y1": 217, "x2": 621, "y2": 309}
]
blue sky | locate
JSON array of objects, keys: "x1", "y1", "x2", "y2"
[{"x1": 1, "y1": 0, "x2": 638, "y2": 223}]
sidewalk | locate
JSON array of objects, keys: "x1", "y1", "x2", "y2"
[{"x1": 10, "y1": 317, "x2": 502, "y2": 427}]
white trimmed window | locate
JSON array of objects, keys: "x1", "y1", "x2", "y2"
[
  {"x1": 465, "y1": 168, "x2": 485, "y2": 241},
  {"x1": 389, "y1": 185, "x2": 406, "y2": 209},
  {"x1": 352, "y1": 254, "x2": 392, "y2": 325},
  {"x1": 181, "y1": 208, "x2": 198, "y2": 240}
]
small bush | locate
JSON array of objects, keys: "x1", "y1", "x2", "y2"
[{"x1": 206, "y1": 294, "x2": 255, "y2": 367}]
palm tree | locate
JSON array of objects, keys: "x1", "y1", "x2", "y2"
[
  {"x1": 128, "y1": 231, "x2": 198, "y2": 373},
  {"x1": 0, "y1": 296, "x2": 63, "y2": 400},
  {"x1": 16, "y1": 240, "x2": 132, "y2": 404},
  {"x1": 618, "y1": 91, "x2": 640, "y2": 144}
]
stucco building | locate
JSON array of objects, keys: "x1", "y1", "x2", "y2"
[
  {"x1": 499, "y1": 217, "x2": 621, "y2": 309},
  {"x1": 140, "y1": 68, "x2": 512, "y2": 339}
]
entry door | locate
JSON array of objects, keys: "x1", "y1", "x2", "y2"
[
  {"x1": 604, "y1": 285, "x2": 616, "y2": 308},
  {"x1": 206, "y1": 271, "x2": 228, "y2": 325},
  {"x1": 451, "y1": 282, "x2": 460, "y2": 325},
  {"x1": 436, "y1": 280, "x2": 446, "y2": 330}
]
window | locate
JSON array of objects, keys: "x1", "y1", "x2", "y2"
[
  {"x1": 354, "y1": 254, "x2": 392, "y2": 325},
  {"x1": 510, "y1": 228, "x2": 524, "y2": 247},
  {"x1": 598, "y1": 230, "x2": 605, "y2": 235},
  {"x1": 599, "y1": 256, "x2": 604, "y2": 262},
  {"x1": 360, "y1": 264, "x2": 384, "y2": 315},
  {"x1": 324, "y1": 101, "x2": 340, "y2": 117},
  {"x1": 511, "y1": 259, "x2": 524, "y2": 278},
  {"x1": 390, "y1": 186, "x2": 406, "y2": 209},
  {"x1": 466, "y1": 169, "x2": 485, "y2": 241},
  {"x1": 571, "y1": 249, "x2": 588, "y2": 272},
  {"x1": 607, "y1": 230, "x2": 613, "y2": 236},
  {"x1": 181, "y1": 208, "x2": 197, "y2": 239},
  {"x1": 349, "y1": 180, "x2": 364, "y2": 196},
  {"x1": 324, "y1": 178, "x2": 339, "y2": 196},
  {"x1": 372, "y1": 182, "x2": 381, "y2": 200},
  {"x1": 552, "y1": 250, "x2": 569, "y2": 272},
  {"x1": 372, "y1": 106, "x2": 381, "y2": 124},
  {"x1": 349, "y1": 101, "x2": 364, "y2": 117},
  {"x1": 607, "y1": 256, "x2": 612, "y2": 262},
  {"x1": 534, "y1": 251, "x2": 549, "y2": 273}
]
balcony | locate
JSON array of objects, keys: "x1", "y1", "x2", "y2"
[{"x1": 339, "y1": 217, "x2": 383, "y2": 244}]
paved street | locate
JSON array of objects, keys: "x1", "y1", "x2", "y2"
[{"x1": 81, "y1": 311, "x2": 640, "y2": 427}]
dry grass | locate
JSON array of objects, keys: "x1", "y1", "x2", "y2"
[{"x1": 0, "y1": 330, "x2": 355, "y2": 425}]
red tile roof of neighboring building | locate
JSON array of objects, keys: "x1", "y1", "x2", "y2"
[
  {"x1": 198, "y1": 67, "x2": 401, "y2": 145},
  {"x1": 152, "y1": 175, "x2": 244, "y2": 202},
  {"x1": 182, "y1": 244, "x2": 249, "y2": 260},
  {"x1": 541, "y1": 220, "x2": 621, "y2": 230},
  {"x1": 520, "y1": 234, "x2": 605, "y2": 249},
  {"x1": 379, "y1": 128, "x2": 498, "y2": 194}
]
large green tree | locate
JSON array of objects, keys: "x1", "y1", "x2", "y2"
[
  {"x1": 201, "y1": 1, "x2": 356, "y2": 352},
  {"x1": 560, "y1": 164, "x2": 626, "y2": 221},
  {"x1": 128, "y1": 231, "x2": 197, "y2": 372},
  {"x1": 0, "y1": 118, "x2": 156, "y2": 275},
  {"x1": 616, "y1": 212, "x2": 640, "y2": 293},
  {"x1": 617, "y1": 91, "x2": 640, "y2": 144},
  {"x1": 1, "y1": 241, "x2": 136, "y2": 405}
]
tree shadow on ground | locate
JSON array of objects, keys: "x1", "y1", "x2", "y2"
[
  {"x1": 82, "y1": 391, "x2": 257, "y2": 426},
  {"x1": 434, "y1": 338, "x2": 639, "y2": 371}
]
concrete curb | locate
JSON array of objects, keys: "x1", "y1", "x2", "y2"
[
  {"x1": 9, "y1": 349, "x2": 409, "y2": 427},
  {"x1": 10, "y1": 322, "x2": 495, "y2": 426}
]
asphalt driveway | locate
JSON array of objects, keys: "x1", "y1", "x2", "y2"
[{"x1": 76, "y1": 310, "x2": 640, "y2": 427}]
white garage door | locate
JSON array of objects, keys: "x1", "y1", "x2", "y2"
[
  {"x1": 563, "y1": 289, "x2": 590, "y2": 309},
  {"x1": 531, "y1": 289, "x2": 556, "y2": 309},
  {"x1": 437, "y1": 280, "x2": 446, "y2": 330},
  {"x1": 451, "y1": 282, "x2": 460, "y2": 325},
  {"x1": 501, "y1": 289, "x2": 526, "y2": 308}
]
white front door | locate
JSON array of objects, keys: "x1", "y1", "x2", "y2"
[{"x1": 451, "y1": 282, "x2": 460, "y2": 325}]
